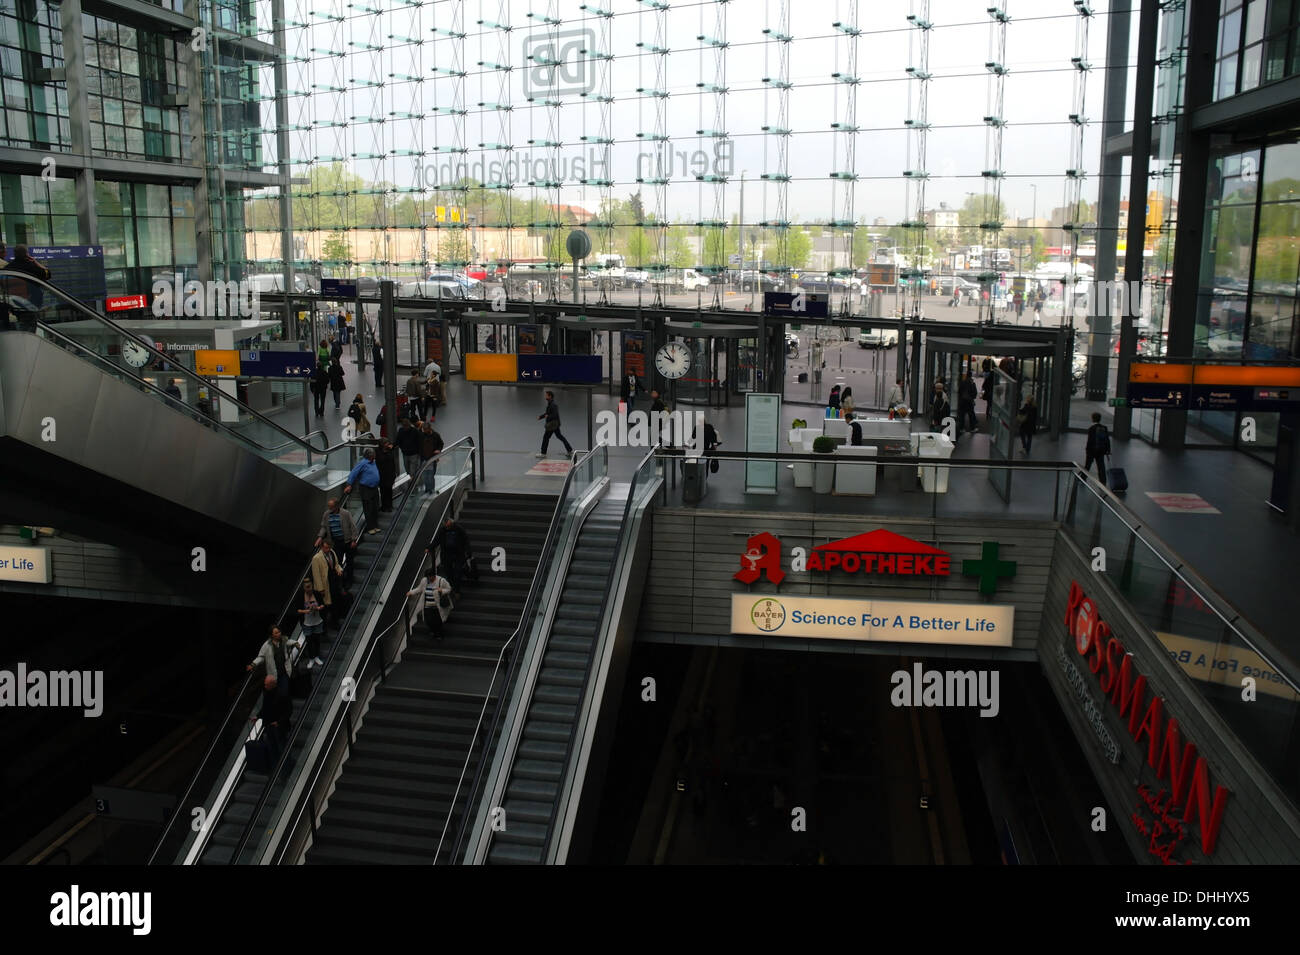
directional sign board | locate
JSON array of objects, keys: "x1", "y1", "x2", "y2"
[
  {"x1": 321, "y1": 278, "x2": 358, "y2": 298},
  {"x1": 239, "y1": 350, "x2": 314, "y2": 378},
  {"x1": 6, "y1": 245, "x2": 106, "y2": 305},
  {"x1": 1129, "y1": 362, "x2": 1300, "y2": 412},
  {"x1": 764, "y1": 291, "x2": 830, "y2": 318},
  {"x1": 518, "y1": 354, "x2": 602, "y2": 384}
]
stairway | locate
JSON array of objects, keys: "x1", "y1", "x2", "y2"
[
  {"x1": 198, "y1": 497, "x2": 399, "y2": 865},
  {"x1": 305, "y1": 491, "x2": 556, "y2": 864},
  {"x1": 487, "y1": 495, "x2": 625, "y2": 865}
]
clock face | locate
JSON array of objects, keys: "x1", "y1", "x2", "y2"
[
  {"x1": 654, "y1": 341, "x2": 691, "y2": 380},
  {"x1": 122, "y1": 341, "x2": 151, "y2": 367}
]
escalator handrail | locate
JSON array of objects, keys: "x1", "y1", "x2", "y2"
[
  {"x1": 437, "y1": 446, "x2": 606, "y2": 863},
  {"x1": 31, "y1": 322, "x2": 343, "y2": 461},
  {"x1": 537, "y1": 446, "x2": 660, "y2": 861},
  {"x1": 227, "y1": 436, "x2": 478, "y2": 864},
  {"x1": 271, "y1": 443, "x2": 479, "y2": 863},
  {"x1": 5, "y1": 272, "x2": 335, "y2": 454},
  {"x1": 144, "y1": 482, "x2": 360, "y2": 865}
]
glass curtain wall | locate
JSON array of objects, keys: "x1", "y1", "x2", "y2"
[
  {"x1": 0, "y1": 0, "x2": 68, "y2": 151},
  {"x1": 0, "y1": 173, "x2": 76, "y2": 246},
  {"x1": 94, "y1": 181, "x2": 199, "y2": 294},
  {"x1": 83, "y1": 15, "x2": 188, "y2": 163}
]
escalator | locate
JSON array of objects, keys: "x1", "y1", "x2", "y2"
[
  {"x1": 487, "y1": 497, "x2": 625, "y2": 864},
  {"x1": 0, "y1": 274, "x2": 354, "y2": 551},
  {"x1": 465, "y1": 451, "x2": 663, "y2": 865},
  {"x1": 149, "y1": 440, "x2": 480, "y2": 865},
  {"x1": 304, "y1": 491, "x2": 555, "y2": 864}
]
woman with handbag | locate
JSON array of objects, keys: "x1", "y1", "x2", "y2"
[
  {"x1": 347, "y1": 393, "x2": 371, "y2": 435},
  {"x1": 406, "y1": 568, "x2": 453, "y2": 640}
]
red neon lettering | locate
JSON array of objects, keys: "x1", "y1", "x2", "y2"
[
  {"x1": 934, "y1": 555, "x2": 950, "y2": 575},
  {"x1": 897, "y1": 554, "x2": 914, "y2": 574},
  {"x1": 877, "y1": 555, "x2": 895, "y2": 574},
  {"x1": 1155, "y1": 719, "x2": 1199, "y2": 806},
  {"x1": 860, "y1": 554, "x2": 876, "y2": 572},
  {"x1": 841, "y1": 553, "x2": 860, "y2": 573},
  {"x1": 914, "y1": 555, "x2": 932, "y2": 574},
  {"x1": 1133, "y1": 695, "x2": 1165, "y2": 768},
  {"x1": 1065, "y1": 580, "x2": 1086, "y2": 633},
  {"x1": 823, "y1": 552, "x2": 841, "y2": 571},
  {"x1": 1101, "y1": 637, "x2": 1122, "y2": 695},
  {"x1": 1182, "y1": 759, "x2": 1230, "y2": 856},
  {"x1": 807, "y1": 552, "x2": 823, "y2": 571},
  {"x1": 1109, "y1": 652, "x2": 1148, "y2": 736},
  {"x1": 1088, "y1": 620, "x2": 1109, "y2": 675}
]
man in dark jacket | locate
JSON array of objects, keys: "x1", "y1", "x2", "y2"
[
  {"x1": 431, "y1": 517, "x2": 474, "y2": 595},
  {"x1": 418, "y1": 420, "x2": 443, "y2": 493},
  {"x1": 376, "y1": 438, "x2": 398, "y2": 512},
  {"x1": 980, "y1": 372, "x2": 994, "y2": 424},
  {"x1": 537, "y1": 389, "x2": 573, "y2": 457},
  {"x1": 310, "y1": 362, "x2": 328, "y2": 415},
  {"x1": 957, "y1": 373, "x2": 979, "y2": 433},
  {"x1": 929, "y1": 383, "x2": 951, "y2": 433},
  {"x1": 1083, "y1": 412, "x2": 1110, "y2": 482},
  {"x1": 396, "y1": 416, "x2": 421, "y2": 479}
]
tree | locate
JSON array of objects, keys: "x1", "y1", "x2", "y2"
[
  {"x1": 628, "y1": 190, "x2": 646, "y2": 225},
  {"x1": 322, "y1": 232, "x2": 351, "y2": 270},
  {"x1": 956, "y1": 194, "x2": 1009, "y2": 245},
  {"x1": 437, "y1": 229, "x2": 470, "y2": 265},
  {"x1": 782, "y1": 228, "x2": 812, "y2": 270},
  {"x1": 701, "y1": 226, "x2": 728, "y2": 270},
  {"x1": 852, "y1": 227, "x2": 875, "y2": 268},
  {"x1": 666, "y1": 228, "x2": 694, "y2": 268},
  {"x1": 626, "y1": 228, "x2": 655, "y2": 266}
]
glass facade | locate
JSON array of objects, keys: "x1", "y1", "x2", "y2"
[
  {"x1": 95, "y1": 181, "x2": 198, "y2": 295},
  {"x1": 83, "y1": 16, "x2": 188, "y2": 163},
  {"x1": 1216, "y1": 0, "x2": 1300, "y2": 99},
  {"x1": 0, "y1": 0, "x2": 68, "y2": 151},
  {"x1": 0, "y1": 173, "x2": 77, "y2": 245}
]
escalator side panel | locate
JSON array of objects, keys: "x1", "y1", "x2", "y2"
[{"x1": 0, "y1": 332, "x2": 324, "y2": 547}]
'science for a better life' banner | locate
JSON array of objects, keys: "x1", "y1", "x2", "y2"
[{"x1": 731, "y1": 594, "x2": 1014, "y2": 647}]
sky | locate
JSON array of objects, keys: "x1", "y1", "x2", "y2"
[{"x1": 245, "y1": 0, "x2": 1128, "y2": 228}]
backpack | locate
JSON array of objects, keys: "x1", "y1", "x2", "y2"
[{"x1": 1094, "y1": 425, "x2": 1111, "y2": 455}]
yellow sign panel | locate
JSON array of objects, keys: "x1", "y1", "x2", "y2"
[
  {"x1": 1156, "y1": 631, "x2": 1300, "y2": 702},
  {"x1": 464, "y1": 352, "x2": 518, "y2": 383},
  {"x1": 435, "y1": 206, "x2": 446, "y2": 222},
  {"x1": 450, "y1": 208, "x2": 461, "y2": 223},
  {"x1": 195, "y1": 349, "x2": 241, "y2": 377}
]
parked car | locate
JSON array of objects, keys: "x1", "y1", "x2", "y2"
[
  {"x1": 858, "y1": 328, "x2": 899, "y2": 349},
  {"x1": 623, "y1": 269, "x2": 649, "y2": 287},
  {"x1": 427, "y1": 271, "x2": 484, "y2": 298},
  {"x1": 398, "y1": 279, "x2": 465, "y2": 300},
  {"x1": 935, "y1": 276, "x2": 980, "y2": 296},
  {"x1": 794, "y1": 273, "x2": 835, "y2": 294},
  {"x1": 650, "y1": 268, "x2": 710, "y2": 293},
  {"x1": 739, "y1": 270, "x2": 783, "y2": 292}
]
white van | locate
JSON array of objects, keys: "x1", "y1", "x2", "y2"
[{"x1": 651, "y1": 268, "x2": 710, "y2": 293}]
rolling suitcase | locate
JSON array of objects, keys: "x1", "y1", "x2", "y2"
[
  {"x1": 1108, "y1": 467, "x2": 1128, "y2": 494},
  {"x1": 244, "y1": 737, "x2": 272, "y2": 774}
]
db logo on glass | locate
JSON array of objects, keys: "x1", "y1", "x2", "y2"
[{"x1": 523, "y1": 29, "x2": 596, "y2": 98}]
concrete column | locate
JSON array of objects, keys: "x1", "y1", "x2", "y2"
[
  {"x1": 1089, "y1": 0, "x2": 1132, "y2": 402},
  {"x1": 59, "y1": 0, "x2": 97, "y2": 247},
  {"x1": 273, "y1": 0, "x2": 293, "y2": 331},
  {"x1": 181, "y1": 0, "x2": 212, "y2": 282}
]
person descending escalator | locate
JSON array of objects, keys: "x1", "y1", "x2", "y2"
[{"x1": 430, "y1": 517, "x2": 476, "y2": 598}]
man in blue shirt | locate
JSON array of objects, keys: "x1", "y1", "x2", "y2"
[{"x1": 345, "y1": 448, "x2": 382, "y2": 535}]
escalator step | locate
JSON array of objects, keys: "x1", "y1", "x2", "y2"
[
  {"x1": 522, "y1": 720, "x2": 572, "y2": 743},
  {"x1": 492, "y1": 821, "x2": 549, "y2": 847},
  {"x1": 538, "y1": 666, "x2": 586, "y2": 688},
  {"x1": 514, "y1": 758, "x2": 563, "y2": 781},
  {"x1": 506, "y1": 778, "x2": 559, "y2": 802},
  {"x1": 502, "y1": 798, "x2": 552, "y2": 825},
  {"x1": 487, "y1": 843, "x2": 543, "y2": 865},
  {"x1": 518, "y1": 739, "x2": 567, "y2": 761}
]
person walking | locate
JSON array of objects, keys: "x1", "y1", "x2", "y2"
[
  {"x1": 328, "y1": 360, "x2": 346, "y2": 410},
  {"x1": 980, "y1": 370, "x2": 995, "y2": 424},
  {"x1": 1084, "y1": 411, "x2": 1111, "y2": 483},
  {"x1": 405, "y1": 369, "x2": 427, "y2": 420},
  {"x1": 297, "y1": 579, "x2": 326, "y2": 669},
  {"x1": 887, "y1": 377, "x2": 905, "y2": 412},
  {"x1": 1013, "y1": 289, "x2": 1024, "y2": 321},
  {"x1": 310, "y1": 362, "x2": 328, "y2": 416},
  {"x1": 957, "y1": 373, "x2": 979, "y2": 433},
  {"x1": 310, "y1": 539, "x2": 344, "y2": 626},
  {"x1": 427, "y1": 370, "x2": 443, "y2": 418},
  {"x1": 840, "y1": 386, "x2": 855, "y2": 416},
  {"x1": 929, "y1": 382, "x2": 951, "y2": 433},
  {"x1": 431, "y1": 517, "x2": 474, "y2": 597},
  {"x1": 317, "y1": 338, "x2": 331, "y2": 368},
  {"x1": 376, "y1": 438, "x2": 398, "y2": 512},
  {"x1": 537, "y1": 389, "x2": 573, "y2": 457},
  {"x1": 396, "y1": 415, "x2": 421, "y2": 480},
  {"x1": 620, "y1": 372, "x2": 640, "y2": 411},
  {"x1": 330, "y1": 335, "x2": 343, "y2": 365},
  {"x1": 372, "y1": 344, "x2": 384, "y2": 389},
  {"x1": 827, "y1": 384, "x2": 841, "y2": 412},
  {"x1": 1017, "y1": 394, "x2": 1038, "y2": 455},
  {"x1": 347, "y1": 393, "x2": 370, "y2": 435},
  {"x1": 315, "y1": 497, "x2": 359, "y2": 590},
  {"x1": 345, "y1": 447, "x2": 383, "y2": 534},
  {"x1": 406, "y1": 566, "x2": 453, "y2": 640},
  {"x1": 418, "y1": 419, "x2": 443, "y2": 493}
]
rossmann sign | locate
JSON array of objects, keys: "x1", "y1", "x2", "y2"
[
  {"x1": 735, "y1": 530, "x2": 1016, "y2": 596},
  {"x1": 1065, "y1": 580, "x2": 1230, "y2": 860}
]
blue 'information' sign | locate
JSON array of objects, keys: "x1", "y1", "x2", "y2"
[
  {"x1": 518, "y1": 354, "x2": 602, "y2": 384},
  {"x1": 239, "y1": 350, "x2": 314, "y2": 379}
]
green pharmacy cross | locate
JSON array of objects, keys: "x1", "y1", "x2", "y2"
[{"x1": 962, "y1": 541, "x2": 1017, "y2": 597}]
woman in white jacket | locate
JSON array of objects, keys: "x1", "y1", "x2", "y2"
[{"x1": 406, "y1": 568, "x2": 453, "y2": 639}]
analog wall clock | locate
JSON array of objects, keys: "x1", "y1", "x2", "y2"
[{"x1": 654, "y1": 341, "x2": 691, "y2": 380}]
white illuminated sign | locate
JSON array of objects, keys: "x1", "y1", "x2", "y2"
[
  {"x1": 0, "y1": 546, "x2": 51, "y2": 584},
  {"x1": 731, "y1": 594, "x2": 1013, "y2": 647}
]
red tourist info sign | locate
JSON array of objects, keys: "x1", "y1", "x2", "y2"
[{"x1": 106, "y1": 294, "x2": 147, "y2": 311}]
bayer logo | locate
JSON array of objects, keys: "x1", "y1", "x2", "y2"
[{"x1": 750, "y1": 597, "x2": 786, "y2": 633}]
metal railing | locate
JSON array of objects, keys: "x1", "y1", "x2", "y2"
[{"x1": 435, "y1": 445, "x2": 609, "y2": 863}]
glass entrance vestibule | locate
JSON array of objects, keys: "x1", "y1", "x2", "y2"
[
  {"x1": 922, "y1": 336, "x2": 1070, "y2": 441},
  {"x1": 660, "y1": 319, "x2": 764, "y2": 407}
]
